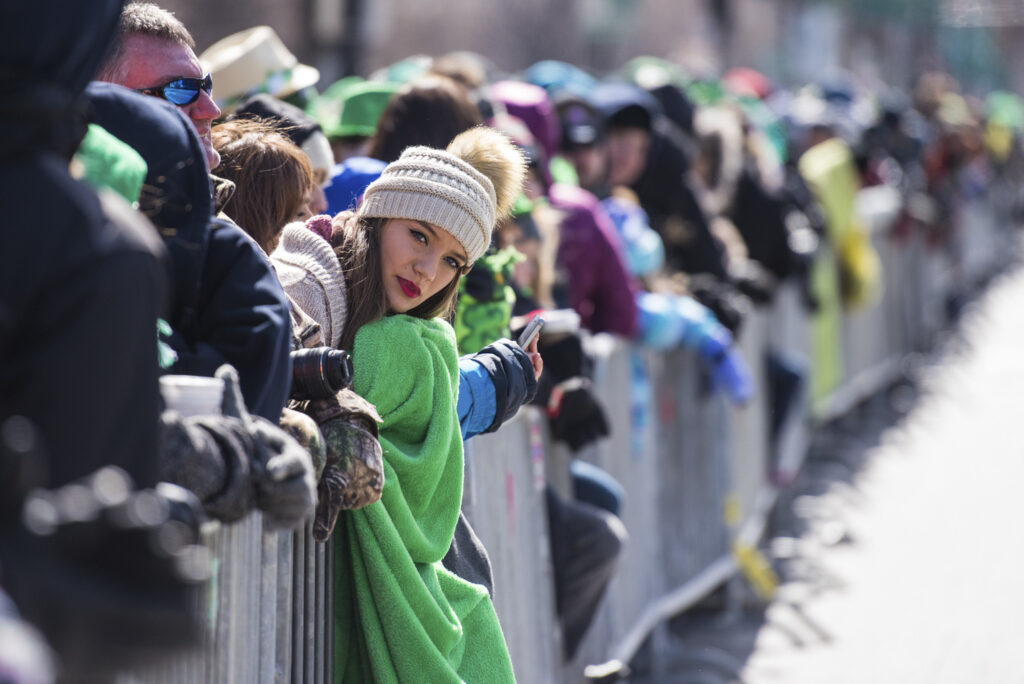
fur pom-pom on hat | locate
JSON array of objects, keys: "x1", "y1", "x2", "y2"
[
  {"x1": 445, "y1": 126, "x2": 525, "y2": 221},
  {"x1": 357, "y1": 126, "x2": 526, "y2": 263}
]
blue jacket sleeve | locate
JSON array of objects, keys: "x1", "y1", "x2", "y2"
[
  {"x1": 166, "y1": 220, "x2": 292, "y2": 422},
  {"x1": 458, "y1": 357, "x2": 497, "y2": 440}
]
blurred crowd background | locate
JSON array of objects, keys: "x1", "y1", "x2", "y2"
[{"x1": 160, "y1": 0, "x2": 1024, "y2": 98}]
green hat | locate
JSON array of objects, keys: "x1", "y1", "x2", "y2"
[
  {"x1": 322, "y1": 80, "x2": 401, "y2": 139},
  {"x1": 306, "y1": 75, "x2": 363, "y2": 126},
  {"x1": 686, "y1": 79, "x2": 727, "y2": 106},
  {"x1": 621, "y1": 56, "x2": 689, "y2": 91},
  {"x1": 372, "y1": 55, "x2": 432, "y2": 85}
]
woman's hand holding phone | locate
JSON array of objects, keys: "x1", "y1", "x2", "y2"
[{"x1": 517, "y1": 316, "x2": 545, "y2": 381}]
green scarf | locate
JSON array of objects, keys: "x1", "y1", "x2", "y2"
[
  {"x1": 334, "y1": 315, "x2": 515, "y2": 683},
  {"x1": 75, "y1": 123, "x2": 148, "y2": 204}
]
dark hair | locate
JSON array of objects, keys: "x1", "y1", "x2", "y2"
[
  {"x1": 367, "y1": 76, "x2": 482, "y2": 163},
  {"x1": 212, "y1": 119, "x2": 313, "y2": 253},
  {"x1": 98, "y1": 2, "x2": 195, "y2": 81},
  {"x1": 333, "y1": 215, "x2": 465, "y2": 352}
]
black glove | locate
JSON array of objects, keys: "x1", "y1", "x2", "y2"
[
  {"x1": 533, "y1": 334, "x2": 610, "y2": 452},
  {"x1": 546, "y1": 379, "x2": 610, "y2": 451},
  {"x1": 159, "y1": 411, "x2": 256, "y2": 523},
  {"x1": 470, "y1": 338, "x2": 538, "y2": 433},
  {"x1": 730, "y1": 260, "x2": 777, "y2": 305},
  {"x1": 531, "y1": 332, "x2": 592, "y2": 401},
  {"x1": 687, "y1": 273, "x2": 748, "y2": 336}
]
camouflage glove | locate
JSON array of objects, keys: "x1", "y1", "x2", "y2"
[
  {"x1": 293, "y1": 388, "x2": 383, "y2": 542},
  {"x1": 279, "y1": 408, "x2": 327, "y2": 479}
]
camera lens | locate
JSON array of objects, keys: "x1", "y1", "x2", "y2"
[{"x1": 290, "y1": 348, "x2": 353, "y2": 400}]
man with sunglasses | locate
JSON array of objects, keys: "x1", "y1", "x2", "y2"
[
  {"x1": 95, "y1": 2, "x2": 292, "y2": 424},
  {"x1": 98, "y1": 4, "x2": 221, "y2": 170}
]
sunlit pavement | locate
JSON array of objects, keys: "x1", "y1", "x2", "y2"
[{"x1": 658, "y1": 265, "x2": 1024, "y2": 684}]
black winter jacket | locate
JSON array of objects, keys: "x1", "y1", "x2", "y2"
[{"x1": 85, "y1": 83, "x2": 292, "y2": 422}]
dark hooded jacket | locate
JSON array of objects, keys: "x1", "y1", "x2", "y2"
[
  {"x1": 86, "y1": 82, "x2": 292, "y2": 422},
  {"x1": 592, "y1": 83, "x2": 728, "y2": 279},
  {"x1": 0, "y1": 0, "x2": 169, "y2": 492},
  {"x1": 489, "y1": 83, "x2": 639, "y2": 337}
]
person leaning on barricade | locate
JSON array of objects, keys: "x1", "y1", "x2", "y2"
[
  {"x1": 324, "y1": 128, "x2": 538, "y2": 681},
  {"x1": 270, "y1": 74, "x2": 544, "y2": 589},
  {"x1": 96, "y1": 1, "x2": 293, "y2": 423},
  {"x1": 79, "y1": 82, "x2": 316, "y2": 531}
]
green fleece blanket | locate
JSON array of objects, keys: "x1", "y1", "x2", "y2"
[{"x1": 334, "y1": 314, "x2": 515, "y2": 683}]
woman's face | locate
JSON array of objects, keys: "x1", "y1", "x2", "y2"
[
  {"x1": 379, "y1": 218, "x2": 468, "y2": 313},
  {"x1": 606, "y1": 127, "x2": 650, "y2": 187}
]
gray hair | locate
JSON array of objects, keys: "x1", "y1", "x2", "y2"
[{"x1": 96, "y1": 3, "x2": 195, "y2": 81}]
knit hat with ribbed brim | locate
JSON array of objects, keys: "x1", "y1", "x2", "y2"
[{"x1": 357, "y1": 146, "x2": 497, "y2": 264}]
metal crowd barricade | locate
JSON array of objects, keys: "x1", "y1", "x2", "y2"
[
  {"x1": 117, "y1": 188, "x2": 1012, "y2": 683},
  {"x1": 119, "y1": 517, "x2": 332, "y2": 684},
  {"x1": 462, "y1": 411, "x2": 565, "y2": 683}
]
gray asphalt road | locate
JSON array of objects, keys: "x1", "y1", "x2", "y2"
[{"x1": 659, "y1": 267, "x2": 1024, "y2": 684}]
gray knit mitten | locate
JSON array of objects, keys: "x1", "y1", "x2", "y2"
[
  {"x1": 216, "y1": 365, "x2": 317, "y2": 531},
  {"x1": 157, "y1": 412, "x2": 255, "y2": 522}
]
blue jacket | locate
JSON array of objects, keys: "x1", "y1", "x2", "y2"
[
  {"x1": 458, "y1": 339, "x2": 538, "y2": 440},
  {"x1": 458, "y1": 358, "x2": 496, "y2": 440}
]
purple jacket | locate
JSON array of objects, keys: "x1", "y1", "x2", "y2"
[{"x1": 549, "y1": 184, "x2": 639, "y2": 338}]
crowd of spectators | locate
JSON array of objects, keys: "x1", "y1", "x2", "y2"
[{"x1": 3, "y1": 1, "x2": 1022, "y2": 680}]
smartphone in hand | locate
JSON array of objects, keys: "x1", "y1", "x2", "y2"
[{"x1": 517, "y1": 316, "x2": 545, "y2": 348}]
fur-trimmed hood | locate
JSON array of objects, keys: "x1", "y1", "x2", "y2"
[{"x1": 691, "y1": 105, "x2": 746, "y2": 217}]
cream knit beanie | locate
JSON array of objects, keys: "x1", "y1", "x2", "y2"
[{"x1": 356, "y1": 127, "x2": 526, "y2": 264}]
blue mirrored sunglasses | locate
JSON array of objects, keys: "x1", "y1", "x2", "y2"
[{"x1": 138, "y1": 73, "x2": 213, "y2": 106}]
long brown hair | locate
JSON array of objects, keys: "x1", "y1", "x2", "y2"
[
  {"x1": 212, "y1": 118, "x2": 313, "y2": 253},
  {"x1": 332, "y1": 216, "x2": 466, "y2": 352}
]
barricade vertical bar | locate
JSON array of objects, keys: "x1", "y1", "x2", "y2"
[
  {"x1": 728, "y1": 307, "x2": 770, "y2": 531},
  {"x1": 292, "y1": 527, "x2": 306, "y2": 684},
  {"x1": 325, "y1": 536, "x2": 335, "y2": 683},
  {"x1": 276, "y1": 531, "x2": 295, "y2": 683},
  {"x1": 304, "y1": 525, "x2": 316, "y2": 683},
  {"x1": 314, "y1": 534, "x2": 326, "y2": 684},
  {"x1": 575, "y1": 340, "x2": 664, "y2": 664},
  {"x1": 259, "y1": 529, "x2": 279, "y2": 683}
]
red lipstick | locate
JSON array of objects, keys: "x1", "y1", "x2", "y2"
[{"x1": 397, "y1": 276, "x2": 420, "y2": 298}]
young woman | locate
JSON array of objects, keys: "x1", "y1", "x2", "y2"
[{"x1": 330, "y1": 126, "x2": 538, "y2": 682}]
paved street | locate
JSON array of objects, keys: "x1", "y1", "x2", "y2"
[{"x1": 658, "y1": 266, "x2": 1024, "y2": 684}]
